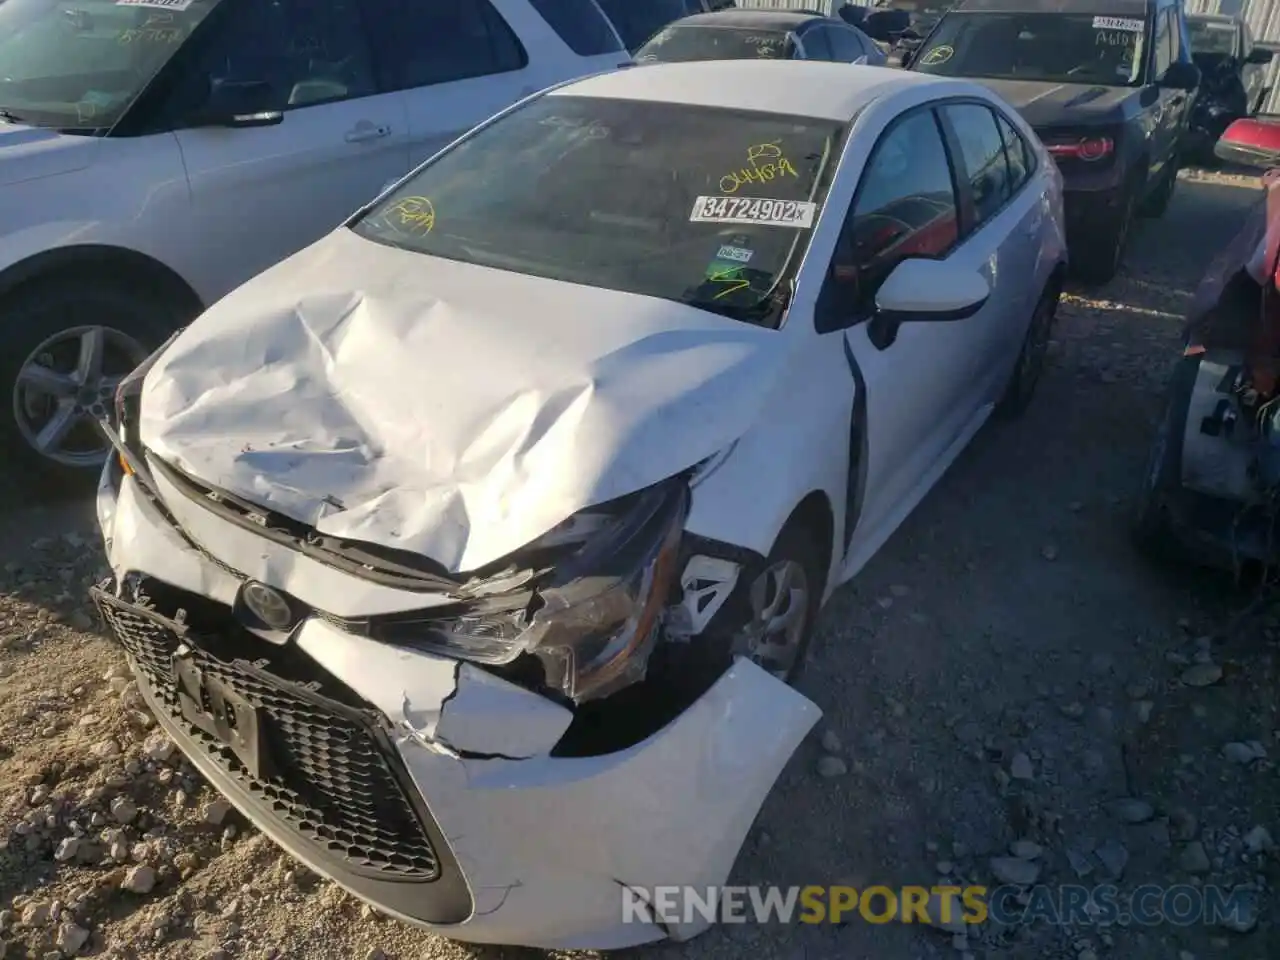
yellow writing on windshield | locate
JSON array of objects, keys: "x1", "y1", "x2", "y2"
[
  {"x1": 384, "y1": 196, "x2": 436, "y2": 235},
  {"x1": 720, "y1": 142, "x2": 799, "y2": 195},
  {"x1": 708, "y1": 263, "x2": 751, "y2": 300}
]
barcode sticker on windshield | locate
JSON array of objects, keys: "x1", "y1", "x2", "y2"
[
  {"x1": 1092, "y1": 16, "x2": 1144, "y2": 32},
  {"x1": 117, "y1": 0, "x2": 195, "y2": 9},
  {"x1": 691, "y1": 196, "x2": 816, "y2": 228}
]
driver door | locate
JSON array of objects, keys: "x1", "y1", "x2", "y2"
[
  {"x1": 819, "y1": 105, "x2": 981, "y2": 558},
  {"x1": 161, "y1": 0, "x2": 409, "y2": 303}
]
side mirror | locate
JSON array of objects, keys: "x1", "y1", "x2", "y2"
[
  {"x1": 1248, "y1": 47, "x2": 1274, "y2": 65},
  {"x1": 1215, "y1": 116, "x2": 1280, "y2": 168},
  {"x1": 1158, "y1": 60, "x2": 1201, "y2": 92},
  {"x1": 853, "y1": 54, "x2": 869, "y2": 65},
  {"x1": 875, "y1": 259, "x2": 990, "y2": 323},
  {"x1": 193, "y1": 78, "x2": 283, "y2": 129}
]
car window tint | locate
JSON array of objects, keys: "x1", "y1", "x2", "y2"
[
  {"x1": 364, "y1": 0, "x2": 526, "y2": 91},
  {"x1": 526, "y1": 0, "x2": 623, "y2": 56},
  {"x1": 172, "y1": 0, "x2": 376, "y2": 115},
  {"x1": 996, "y1": 112, "x2": 1031, "y2": 192},
  {"x1": 828, "y1": 24, "x2": 866, "y2": 61},
  {"x1": 801, "y1": 26, "x2": 833, "y2": 60},
  {"x1": 944, "y1": 103, "x2": 1012, "y2": 227},
  {"x1": 836, "y1": 108, "x2": 959, "y2": 309},
  {"x1": 595, "y1": 0, "x2": 699, "y2": 50}
]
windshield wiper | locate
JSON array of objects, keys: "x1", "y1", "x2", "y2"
[{"x1": 0, "y1": 108, "x2": 28, "y2": 124}]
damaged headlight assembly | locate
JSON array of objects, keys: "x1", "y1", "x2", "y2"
[
  {"x1": 107, "y1": 329, "x2": 185, "y2": 475},
  {"x1": 375, "y1": 479, "x2": 689, "y2": 705}
]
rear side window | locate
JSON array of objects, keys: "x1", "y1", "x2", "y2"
[
  {"x1": 527, "y1": 0, "x2": 624, "y2": 56},
  {"x1": 365, "y1": 0, "x2": 527, "y2": 91},
  {"x1": 828, "y1": 25, "x2": 869, "y2": 61},
  {"x1": 943, "y1": 102, "x2": 1012, "y2": 228},
  {"x1": 801, "y1": 27, "x2": 833, "y2": 60},
  {"x1": 995, "y1": 112, "x2": 1031, "y2": 192},
  {"x1": 596, "y1": 0, "x2": 698, "y2": 50}
]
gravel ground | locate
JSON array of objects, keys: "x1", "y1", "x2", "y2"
[{"x1": 1, "y1": 169, "x2": 1277, "y2": 960}]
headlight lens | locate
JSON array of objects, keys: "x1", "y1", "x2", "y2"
[
  {"x1": 111, "y1": 329, "x2": 184, "y2": 476},
  {"x1": 376, "y1": 479, "x2": 689, "y2": 703}
]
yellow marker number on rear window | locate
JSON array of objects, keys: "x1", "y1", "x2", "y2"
[
  {"x1": 720, "y1": 141, "x2": 799, "y2": 195},
  {"x1": 920, "y1": 44, "x2": 953, "y2": 65}
]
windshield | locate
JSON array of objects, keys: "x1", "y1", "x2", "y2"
[
  {"x1": 914, "y1": 11, "x2": 1148, "y2": 86},
  {"x1": 595, "y1": 0, "x2": 702, "y2": 51},
  {"x1": 352, "y1": 95, "x2": 844, "y2": 328},
  {"x1": 1187, "y1": 19, "x2": 1237, "y2": 57},
  {"x1": 0, "y1": 0, "x2": 219, "y2": 131},
  {"x1": 637, "y1": 25, "x2": 794, "y2": 62}
]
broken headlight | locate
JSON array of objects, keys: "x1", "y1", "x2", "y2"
[
  {"x1": 110, "y1": 329, "x2": 184, "y2": 474},
  {"x1": 380, "y1": 479, "x2": 689, "y2": 704}
]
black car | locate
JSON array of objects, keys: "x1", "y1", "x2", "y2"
[
  {"x1": 635, "y1": 8, "x2": 888, "y2": 65},
  {"x1": 909, "y1": 0, "x2": 1200, "y2": 283},
  {"x1": 1185, "y1": 12, "x2": 1273, "y2": 163},
  {"x1": 594, "y1": 0, "x2": 736, "y2": 53}
]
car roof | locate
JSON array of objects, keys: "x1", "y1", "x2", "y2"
[
  {"x1": 670, "y1": 9, "x2": 832, "y2": 30},
  {"x1": 549, "y1": 60, "x2": 954, "y2": 121},
  {"x1": 954, "y1": 0, "x2": 1150, "y2": 15}
]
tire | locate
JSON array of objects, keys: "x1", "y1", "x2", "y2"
[
  {"x1": 0, "y1": 274, "x2": 186, "y2": 495},
  {"x1": 1131, "y1": 354, "x2": 1199, "y2": 559},
  {"x1": 729, "y1": 520, "x2": 826, "y2": 685},
  {"x1": 1073, "y1": 185, "x2": 1137, "y2": 285},
  {"x1": 996, "y1": 281, "x2": 1061, "y2": 419},
  {"x1": 1140, "y1": 156, "x2": 1179, "y2": 218}
]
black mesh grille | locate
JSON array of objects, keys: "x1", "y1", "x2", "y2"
[{"x1": 92, "y1": 586, "x2": 440, "y2": 882}]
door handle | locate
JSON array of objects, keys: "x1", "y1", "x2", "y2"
[{"x1": 345, "y1": 123, "x2": 391, "y2": 144}]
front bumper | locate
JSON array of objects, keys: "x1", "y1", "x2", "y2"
[{"x1": 93, "y1": 465, "x2": 821, "y2": 949}]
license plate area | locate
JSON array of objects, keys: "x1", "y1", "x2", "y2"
[{"x1": 175, "y1": 650, "x2": 272, "y2": 780}]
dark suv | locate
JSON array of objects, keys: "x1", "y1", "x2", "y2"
[{"x1": 909, "y1": 0, "x2": 1200, "y2": 282}]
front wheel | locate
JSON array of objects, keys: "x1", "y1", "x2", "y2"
[
  {"x1": 1140, "y1": 157, "x2": 1179, "y2": 218},
  {"x1": 0, "y1": 276, "x2": 181, "y2": 494},
  {"x1": 729, "y1": 523, "x2": 825, "y2": 684}
]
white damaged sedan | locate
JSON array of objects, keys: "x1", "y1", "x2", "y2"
[{"x1": 93, "y1": 61, "x2": 1066, "y2": 948}]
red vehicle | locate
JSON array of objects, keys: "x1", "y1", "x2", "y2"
[{"x1": 1133, "y1": 117, "x2": 1280, "y2": 569}]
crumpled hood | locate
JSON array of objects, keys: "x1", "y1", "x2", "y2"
[
  {"x1": 0, "y1": 121, "x2": 100, "y2": 187},
  {"x1": 975, "y1": 79, "x2": 1131, "y2": 130},
  {"x1": 140, "y1": 229, "x2": 782, "y2": 573}
]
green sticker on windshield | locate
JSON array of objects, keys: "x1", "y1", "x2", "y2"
[{"x1": 920, "y1": 44, "x2": 953, "y2": 66}]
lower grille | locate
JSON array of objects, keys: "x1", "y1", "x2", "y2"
[{"x1": 91, "y1": 583, "x2": 440, "y2": 882}]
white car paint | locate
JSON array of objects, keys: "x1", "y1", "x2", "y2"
[{"x1": 96, "y1": 61, "x2": 1066, "y2": 947}]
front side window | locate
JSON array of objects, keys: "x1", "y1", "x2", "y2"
[
  {"x1": 0, "y1": 0, "x2": 222, "y2": 131},
  {"x1": 637, "y1": 24, "x2": 793, "y2": 62},
  {"x1": 833, "y1": 109, "x2": 959, "y2": 311},
  {"x1": 526, "y1": 0, "x2": 623, "y2": 57},
  {"x1": 362, "y1": 0, "x2": 525, "y2": 92},
  {"x1": 828, "y1": 25, "x2": 869, "y2": 61},
  {"x1": 1153, "y1": 9, "x2": 1173, "y2": 76},
  {"x1": 945, "y1": 103, "x2": 1013, "y2": 226},
  {"x1": 914, "y1": 11, "x2": 1149, "y2": 86},
  {"x1": 163, "y1": 0, "x2": 375, "y2": 120},
  {"x1": 353, "y1": 95, "x2": 845, "y2": 328}
]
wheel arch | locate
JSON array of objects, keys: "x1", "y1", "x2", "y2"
[
  {"x1": 781, "y1": 490, "x2": 835, "y2": 599},
  {"x1": 0, "y1": 244, "x2": 204, "y2": 318}
]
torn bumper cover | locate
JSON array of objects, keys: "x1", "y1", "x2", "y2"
[{"x1": 93, "y1": 467, "x2": 821, "y2": 949}]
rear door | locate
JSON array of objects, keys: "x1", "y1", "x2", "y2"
[
  {"x1": 1148, "y1": 6, "x2": 1186, "y2": 178},
  {"x1": 372, "y1": 0, "x2": 627, "y2": 171},
  {"x1": 164, "y1": 0, "x2": 409, "y2": 301},
  {"x1": 936, "y1": 101, "x2": 1041, "y2": 404}
]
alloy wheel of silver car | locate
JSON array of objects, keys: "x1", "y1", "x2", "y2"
[
  {"x1": 733, "y1": 558, "x2": 811, "y2": 679},
  {"x1": 12, "y1": 324, "x2": 149, "y2": 468}
]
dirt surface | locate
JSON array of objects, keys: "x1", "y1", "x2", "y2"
[{"x1": 2, "y1": 169, "x2": 1278, "y2": 960}]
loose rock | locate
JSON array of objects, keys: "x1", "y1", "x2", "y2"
[
  {"x1": 816, "y1": 755, "x2": 848, "y2": 778},
  {"x1": 990, "y1": 856, "x2": 1041, "y2": 885},
  {"x1": 1180, "y1": 663, "x2": 1223, "y2": 687},
  {"x1": 1179, "y1": 841, "x2": 1211, "y2": 874},
  {"x1": 1107, "y1": 798, "x2": 1155, "y2": 824},
  {"x1": 122, "y1": 864, "x2": 157, "y2": 894},
  {"x1": 1009, "y1": 752, "x2": 1034, "y2": 781},
  {"x1": 55, "y1": 921, "x2": 90, "y2": 955}
]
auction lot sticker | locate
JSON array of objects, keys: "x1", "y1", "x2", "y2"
[
  {"x1": 691, "y1": 196, "x2": 816, "y2": 228},
  {"x1": 1092, "y1": 16, "x2": 1144, "y2": 31},
  {"x1": 117, "y1": 0, "x2": 196, "y2": 9}
]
